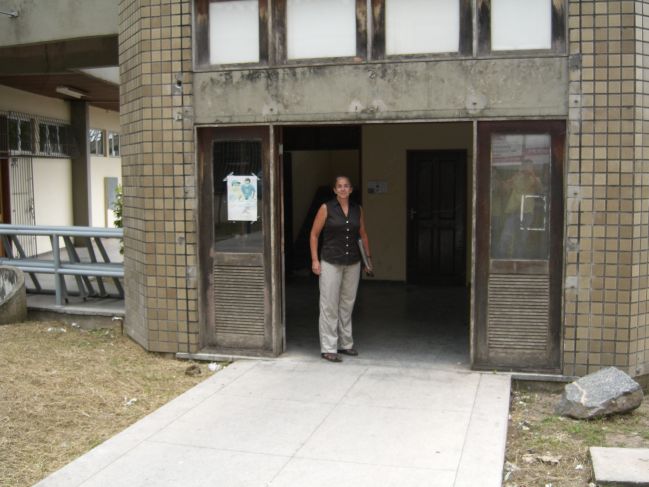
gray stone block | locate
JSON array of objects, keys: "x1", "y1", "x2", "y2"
[
  {"x1": 590, "y1": 447, "x2": 649, "y2": 486},
  {"x1": 555, "y1": 367, "x2": 643, "y2": 419}
]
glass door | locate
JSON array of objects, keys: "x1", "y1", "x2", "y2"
[{"x1": 474, "y1": 121, "x2": 564, "y2": 372}]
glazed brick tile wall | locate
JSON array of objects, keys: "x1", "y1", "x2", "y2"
[
  {"x1": 119, "y1": 0, "x2": 198, "y2": 354},
  {"x1": 564, "y1": 0, "x2": 647, "y2": 377},
  {"x1": 631, "y1": 0, "x2": 649, "y2": 376}
]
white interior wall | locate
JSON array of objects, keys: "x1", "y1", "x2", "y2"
[
  {"x1": 362, "y1": 123, "x2": 473, "y2": 282},
  {"x1": 89, "y1": 107, "x2": 121, "y2": 227},
  {"x1": 32, "y1": 158, "x2": 73, "y2": 252},
  {"x1": 0, "y1": 85, "x2": 70, "y2": 121}
]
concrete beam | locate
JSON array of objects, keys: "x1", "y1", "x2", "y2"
[
  {"x1": 0, "y1": 0, "x2": 118, "y2": 47},
  {"x1": 194, "y1": 57, "x2": 568, "y2": 124},
  {"x1": 0, "y1": 36, "x2": 118, "y2": 75}
]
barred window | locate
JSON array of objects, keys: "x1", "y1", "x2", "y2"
[
  {"x1": 8, "y1": 118, "x2": 34, "y2": 153},
  {"x1": 39, "y1": 123, "x2": 65, "y2": 155}
]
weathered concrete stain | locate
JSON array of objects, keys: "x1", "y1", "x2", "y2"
[{"x1": 194, "y1": 57, "x2": 568, "y2": 124}]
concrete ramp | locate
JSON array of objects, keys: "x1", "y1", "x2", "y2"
[{"x1": 36, "y1": 360, "x2": 511, "y2": 487}]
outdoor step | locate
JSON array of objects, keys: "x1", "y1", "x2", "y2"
[{"x1": 590, "y1": 447, "x2": 649, "y2": 486}]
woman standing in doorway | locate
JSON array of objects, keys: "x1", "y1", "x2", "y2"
[{"x1": 310, "y1": 176, "x2": 372, "y2": 362}]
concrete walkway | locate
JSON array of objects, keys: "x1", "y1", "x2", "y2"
[{"x1": 36, "y1": 358, "x2": 510, "y2": 487}]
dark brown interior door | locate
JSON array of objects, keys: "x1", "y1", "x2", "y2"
[
  {"x1": 407, "y1": 150, "x2": 466, "y2": 285},
  {"x1": 475, "y1": 121, "x2": 564, "y2": 372}
]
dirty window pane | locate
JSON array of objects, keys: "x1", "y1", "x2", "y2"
[
  {"x1": 8, "y1": 119, "x2": 19, "y2": 151},
  {"x1": 213, "y1": 140, "x2": 263, "y2": 252},
  {"x1": 491, "y1": 0, "x2": 551, "y2": 51},
  {"x1": 490, "y1": 134, "x2": 551, "y2": 260},
  {"x1": 209, "y1": 0, "x2": 260, "y2": 64},
  {"x1": 287, "y1": 0, "x2": 356, "y2": 60},
  {"x1": 108, "y1": 132, "x2": 120, "y2": 157},
  {"x1": 89, "y1": 129, "x2": 105, "y2": 155},
  {"x1": 19, "y1": 121, "x2": 33, "y2": 152},
  {"x1": 386, "y1": 0, "x2": 459, "y2": 55}
]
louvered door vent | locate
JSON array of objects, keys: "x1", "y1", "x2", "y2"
[
  {"x1": 213, "y1": 264, "x2": 265, "y2": 337},
  {"x1": 488, "y1": 274, "x2": 550, "y2": 351}
]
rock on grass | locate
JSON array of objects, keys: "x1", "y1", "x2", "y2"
[{"x1": 555, "y1": 367, "x2": 644, "y2": 420}]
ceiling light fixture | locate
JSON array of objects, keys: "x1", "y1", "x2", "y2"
[{"x1": 55, "y1": 86, "x2": 87, "y2": 99}]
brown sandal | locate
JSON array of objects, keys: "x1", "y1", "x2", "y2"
[
  {"x1": 337, "y1": 348, "x2": 358, "y2": 356},
  {"x1": 321, "y1": 353, "x2": 342, "y2": 362}
]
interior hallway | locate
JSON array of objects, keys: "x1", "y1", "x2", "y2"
[{"x1": 283, "y1": 277, "x2": 470, "y2": 369}]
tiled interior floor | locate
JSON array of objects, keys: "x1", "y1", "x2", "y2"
[{"x1": 283, "y1": 276, "x2": 470, "y2": 369}]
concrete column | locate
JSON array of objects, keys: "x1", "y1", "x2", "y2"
[{"x1": 70, "y1": 100, "x2": 91, "y2": 228}]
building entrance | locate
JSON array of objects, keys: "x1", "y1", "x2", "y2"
[{"x1": 281, "y1": 123, "x2": 472, "y2": 365}]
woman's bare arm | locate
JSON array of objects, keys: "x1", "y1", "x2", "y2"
[
  {"x1": 309, "y1": 204, "x2": 327, "y2": 275},
  {"x1": 359, "y1": 207, "x2": 372, "y2": 272}
]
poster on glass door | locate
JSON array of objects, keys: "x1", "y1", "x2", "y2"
[{"x1": 226, "y1": 174, "x2": 258, "y2": 221}]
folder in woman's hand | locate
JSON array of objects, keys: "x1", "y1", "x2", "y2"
[{"x1": 357, "y1": 238, "x2": 374, "y2": 277}]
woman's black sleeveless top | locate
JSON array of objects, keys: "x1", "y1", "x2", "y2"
[{"x1": 320, "y1": 198, "x2": 361, "y2": 266}]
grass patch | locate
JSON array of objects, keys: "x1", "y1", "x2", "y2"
[
  {"x1": 0, "y1": 322, "x2": 215, "y2": 487},
  {"x1": 505, "y1": 387, "x2": 649, "y2": 486}
]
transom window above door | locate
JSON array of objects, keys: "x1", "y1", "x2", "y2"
[
  {"x1": 193, "y1": 0, "x2": 565, "y2": 68},
  {"x1": 491, "y1": 0, "x2": 551, "y2": 51},
  {"x1": 286, "y1": 0, "x2": 357, "y2": 60},
  {"x1": 385, "y1": 0, "x2": 460, "y2": 55},
  {"x1": 477, "y1": 0, "x2": 566, "y2": 54},
  {"x1": 209, "y1": 0, "x2": 260, "y2": 64}
]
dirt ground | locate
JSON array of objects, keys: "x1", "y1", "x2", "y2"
[
  {"x1": 0, "y1": 322, "x2": 215, "y2": 487},
  {"x1": 505, "y1": 384, "x2": 649, "y2": 487},
  {"x1": 2, "y1": 321, "x2": 647, "y2": 487}
]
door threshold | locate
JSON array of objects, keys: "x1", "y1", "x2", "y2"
[{"x1": 177, "y1": 347, "x2": 276, "y2": 363}]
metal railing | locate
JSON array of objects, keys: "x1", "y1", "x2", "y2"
[{"x1": 0, "y1": 224, "x2": 124, "y2": 306}]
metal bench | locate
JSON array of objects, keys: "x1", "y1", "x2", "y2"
[{"x1": 0, "y1": 224, "x2": 124, "y2": 306}]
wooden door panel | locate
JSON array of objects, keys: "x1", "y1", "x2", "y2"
[
  {"x1": 474, "y1": 121, "x2": 564, "y2": 372},
  {"x1": 197, "y1": 126, "x2": 274, "y2": 354}
]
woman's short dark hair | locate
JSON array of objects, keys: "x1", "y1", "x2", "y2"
[{"x1": 333, "y1": 175, "x2": 352, "y2": 188}]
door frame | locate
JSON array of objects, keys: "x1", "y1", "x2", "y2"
[
  {"x1": 406, "y1": 149, "x2": 467, "y2": 285},
  {"x1": 473, "y1": 120, "x2": 565, "y2": 372}
]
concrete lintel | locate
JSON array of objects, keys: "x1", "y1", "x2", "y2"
[{"x1": 194, "y1": 57, "x2": 568, "y2": 125}]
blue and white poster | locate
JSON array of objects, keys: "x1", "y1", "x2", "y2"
[{"x1": 226, "y1": 175, "x2": 258, "y2": 221}]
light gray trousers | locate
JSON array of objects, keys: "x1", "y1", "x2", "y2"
[{"x1": 318, "y1": 260, "x2": 361, "y2": 354}]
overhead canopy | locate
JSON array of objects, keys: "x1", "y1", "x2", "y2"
[{"x1": 0, "y1": 35, "x2": 119, "y2": 111}]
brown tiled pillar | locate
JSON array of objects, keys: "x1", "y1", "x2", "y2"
[
  {"x1": 118, "y1": 0, "x2": 198, "y2": 353},
  {"x1": 564, "y1": 0, "x2": 645, "y2": 377},
  {"x1": 631, "y1": 0, "x2": 649, "y2": 377}
]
